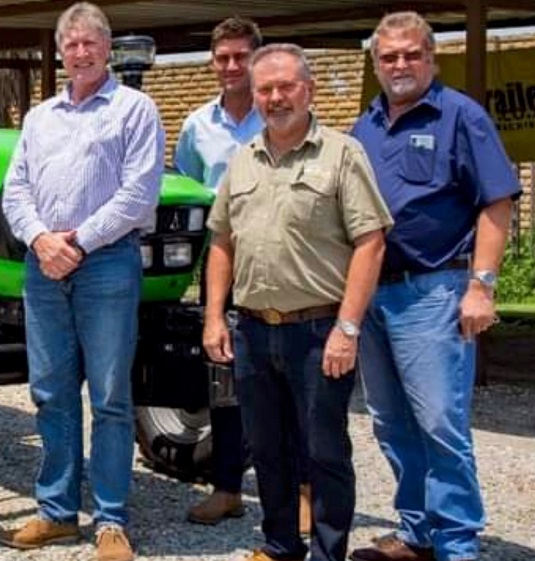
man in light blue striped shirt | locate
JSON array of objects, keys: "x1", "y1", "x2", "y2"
[{"x1": 1, "y1": 3, "x2": 164, "y2": 560}]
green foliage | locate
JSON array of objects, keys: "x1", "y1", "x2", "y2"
[{"x1": 497, "y1": 236, "x2": 535, "y2": 304}]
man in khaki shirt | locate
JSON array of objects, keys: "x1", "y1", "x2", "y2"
[{"x1": 204, "y1": 43, "x2": 392, "y2": 561}]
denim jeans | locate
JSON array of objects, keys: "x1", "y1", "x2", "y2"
[
  {"x1": 233, "y1": 314, "x2": 355, "y2": 561},
  {"x1": 359, "y1": 269, "x2": 484, "y2": 561},
  {"x1": 23, "y1": 233, "x2": 141, "y2": 528}
]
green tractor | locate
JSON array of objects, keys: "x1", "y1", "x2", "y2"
[{"x1": 0, "y1": 126, "x2": 221, "y2": 482}]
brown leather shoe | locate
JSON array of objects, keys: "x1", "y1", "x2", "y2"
[
  {"x1": 96, "y1": 525, "x2": 134, "y2": 561},
  {"x1": 299, "y1": 484, "x2": 312, "y2": 536},
  {"x1": 245, "y1": 549, "x2": 305, "y2": 561},
  {"x1": 349, "y1": 534, "x2": 435, "y2": 561},
  {"x1": 187, "y1": 490, "x2": 245, "y2": 525},
  {"x1": 0, "y1": 518, "x2": 80, "y2": 549}
]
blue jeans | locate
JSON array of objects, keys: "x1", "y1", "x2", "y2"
[
  {"x1": 24, "y1": 233, "x2": 141, "y2": 528},
  {"x1": 359, "y1": 269, "x2": 484, "y2": 561},
  {"x1": 233, "y1": 315, "x2": 355, "y2": 561}
]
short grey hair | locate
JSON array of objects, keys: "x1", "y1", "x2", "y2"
[
  {"x1": 249, "y1": 43, "x2": 312, "y2": 81},
  {"x1": 55, "y1": 2, "x2": 112, "y2": 48},
  {"x1": 370, "y1": 11, "x2": 435, "y2": 62}
]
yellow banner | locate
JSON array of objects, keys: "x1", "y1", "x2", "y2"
[{"x1": 361, "y1": 48, "x2": 535, "y2": 162}]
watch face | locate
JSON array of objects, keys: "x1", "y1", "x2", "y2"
[
  {"x1": 474, "y1": 270, "x2": 497, "y2": 287},
  {"x1": 336, "y1": 319, "x2": 359, "y2": 337}
]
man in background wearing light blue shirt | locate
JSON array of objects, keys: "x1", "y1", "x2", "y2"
[
  {"x1": 174, "y1": 17, "x2": 264, "y2": 192},
  {"x1": 1, "y1": 3, "x2": 165, "y2": 561},
  {"x1": 174, "y1": 16, "x2": 267, "y2": 528}
]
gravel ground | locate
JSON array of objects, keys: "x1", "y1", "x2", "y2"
[{"x1": 0, "y1": 380, "x2": 533, "y2": 561}]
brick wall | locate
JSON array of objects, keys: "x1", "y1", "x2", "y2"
[{"x1": 140, "y1": 49, "x2": 365, "y2": 163}]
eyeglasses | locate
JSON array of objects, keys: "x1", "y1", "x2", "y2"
[{"x1": 378, "y1": 50, "x2": 427, "y2": 65}]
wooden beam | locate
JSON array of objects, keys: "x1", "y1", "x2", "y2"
[
  {"x1": 40, "y1": 30, "x2": 56, "y2": 100},
  {"x1": 487, "y1": 0, "x2": 535, "y2": 10},
  {"x1": 0, "y1": 28, "x2": 42, "y2": 49},
  {"x1": 466, "y1": 0, "x2": 487, "y2": 105},
  {"x1": 0, "y1": 1, "x2": 468, "y2": 20},
  {"x1": 0, "y1": 0, "x2": 136, "y2": 18}
]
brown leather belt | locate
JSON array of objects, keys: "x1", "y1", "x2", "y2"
[
  {"x1": 236, "y1": 303, "x2": 339, "y2": 325},
  {"x1": 379, "y1": 256, "x2": 471, "y2": 285}
]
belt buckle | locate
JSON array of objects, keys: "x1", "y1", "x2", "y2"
[{"x1": 263, "y1": 308, "x2": 283, "y2": 325}]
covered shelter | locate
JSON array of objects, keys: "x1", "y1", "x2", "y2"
[{"x1": 0, "y1": 0, "x2": 535, "y2": 109}]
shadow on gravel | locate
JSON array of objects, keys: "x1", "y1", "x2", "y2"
[
  {"x1": 0, "y1": 398, "x2": 265, "y2": 557},
  {"x1": 1, "y1": 384, "x2": 533, "y2": 559},
  {"x1": 128, "y1": 468, "x2": 264, "y2": 557},
  {"x1": 0, "y1": 402, "x2": 40, "y2": 523},
  {"x1": 481, "y1": 535, "x2": 535, "y2": 561}
]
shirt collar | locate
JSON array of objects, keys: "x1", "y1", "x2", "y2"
[
  {"x1": 368, "y1": 79, "x2": 442, "y2": 121},
  {"x1": 252, "y1": 113, "x2": 322, "y2": 155},
  {"x1": 53, "y1": 74, "x2": 119, "y2": 108},
  {"x1": 212, "y1": 94, "x2": 258, "y2": 127}
]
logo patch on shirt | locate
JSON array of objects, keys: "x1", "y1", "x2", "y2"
[{"x1": 409, "y1": 134, "x2": 435, "y2": 150}]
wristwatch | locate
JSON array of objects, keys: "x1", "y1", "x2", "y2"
[
  {"x1": 72, "y1": 239, "x2": 87, "y2": 258},
  {"x1": 335, "y1": 319, "x2": 360, "y2": 338},
  {"x1": 471, "y1": 270, "x2": 497, "y2": 290}
]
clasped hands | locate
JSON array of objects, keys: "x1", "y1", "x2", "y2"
[{"x1": 32, "y1": 231, "x2": 84, "y2": 280}]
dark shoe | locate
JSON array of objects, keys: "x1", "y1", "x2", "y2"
[
  {"x1": 187, "y1": 490, "x2": 244, "y2": 525},
  {"x1": 349, "y1": 534, "x2": 435, "y2": 561},
  {"x1": 96, "y1": 525, "x2": 134, "y2": 561},
  {"x1": 299, "y1": 484, "x2": 312, "y2": 536},
  {"x1": 0, "y1": 518, "x2": 80, "y2": 549}
]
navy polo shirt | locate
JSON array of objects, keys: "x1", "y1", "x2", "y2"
[{"x1": 350, "y1": 80, "x2": 521, "y2": 273}]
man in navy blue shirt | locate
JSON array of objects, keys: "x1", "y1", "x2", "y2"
[{"x1": 349, "y1": 11, "x2": 520, "y2": 561}]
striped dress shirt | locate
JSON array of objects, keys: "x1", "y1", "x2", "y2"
[{"x1": 3, "y1": 75, "x2": 165, "y2": 254}]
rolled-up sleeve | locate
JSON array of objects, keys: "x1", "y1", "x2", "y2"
[
  {"x1": 206, "y1": 172, "x2": 231, "y2": 235},
  {"x1": 339, "y1": 139, "x2": 393, "y2": 241}
]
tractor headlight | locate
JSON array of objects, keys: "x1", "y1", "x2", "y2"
[
  {"x1": 188, "y1": 207, "x2": 204, "y2": 232},
  {"x1": 163, "y1": 242, "x2": 192, "y2": 267},
  {"x1": 140, "y1": 245, "x2": 153, "y2": 269}
]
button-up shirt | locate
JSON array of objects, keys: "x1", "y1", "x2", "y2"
[
  {"x1": 3, "y1": 75, "x2": 165, "y2": 253},
  {"x1": 174, "y1": 95, "x2": 264, "y2": 190},
  {"x1": 207, "y1": 118, "x2": 392, "y2": 311},
  {"x1": 350, "y1": 80, "x2": 521, "y2": 273}
]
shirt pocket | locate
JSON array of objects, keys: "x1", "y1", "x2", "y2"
[
  {"x1": 399, "y1": 144, "x2": 436, "y2": 184},
  {"x1": 288, "y1": 171, "x2": 337, "y2": 225},
  {"x1": 229, "y1": 180, "x2": 260, "y2": 230}
]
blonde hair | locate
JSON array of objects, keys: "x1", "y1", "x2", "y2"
[
  {"x1": 370, "y1": 11, "x2": 435, "y2": 61},
  {"x1": 55, "y1": 2, "x2": 111, "y2": 47}
]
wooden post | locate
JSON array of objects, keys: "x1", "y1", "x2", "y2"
[
  {"x1": 40, "y1": 29, "x2": 56, "y2": 100},
  {"x1": 465, "y1": 0, "x2": 487, "y2": 105},
  {"x1": 19, "y1": 66, "x2": 30, "y2": 121}
]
